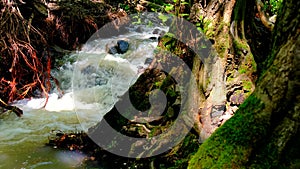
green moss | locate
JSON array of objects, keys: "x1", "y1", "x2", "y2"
[
  {"x1": 238, "y1": 68, "x2": 247, "y2": 74},
  {"x1": 149, "y1": 126, "x2": 162, "y2": 137},
  {"x1": 188, "y1": 94, "x2": 269, "y2": 168},
  {"x1": 233, "y1": 39, "x2": 248, "y2": 55},
  {"x1": 217, "y1": 22, "x2": 230, "y2": 33},
  {"x1": 226, "y1": 71, "x2": 236, "y2": 82},
  {"x1": 237, "y1": 54, "x2": 257, "y2": 77},
  {"x1": 242, "y1": 80, "x2": 253, "y2": 92},
  {"x1": 233, "y1": 39, "x2": 257, "y2": 77},
  {"x1": 215, "y1": 33, "x2": 230, "y2": 58},
  {"x1": 154, "y1": 81, "x2": 163, "y2": 88},
  {"x1": 167, "y1": 132, "x2": 200, "y2": 169}
]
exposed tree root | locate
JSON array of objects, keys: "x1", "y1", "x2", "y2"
[
  {"x1": 0, "y1": 98, "x2": 23, "y2": 117},
  {"x1": 0, "y1": 0, "x2": 51, "y2": 107}
]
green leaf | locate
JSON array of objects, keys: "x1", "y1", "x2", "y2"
[
  {"x1": 199, "y1": 15, "x2": 203, "y2": 20},
  {"x1": 181, "y1": 2, "x2": 189, "y2": 5},
  {"x1": 201, "y1": 44, "x2": 207, "y2": 48},
  {"x1": 158, "y1": 13, "x2": 169, "y2": 23},
  {"x1": 164, "y1": 32, "x2": 175, "y2": 38},
  {"x1": 147, "y1": 21, "x2": 153, "y2": 27},
  {"x1": 179, "y1": 13, "x2": 189, "y2": 17},
  {"x1": 165, "y1": 4, "x2": 174, "y2": 12}
]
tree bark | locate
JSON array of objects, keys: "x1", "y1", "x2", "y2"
[
  {"x1": 189, "y1": 0, "x2": 258, "y2": 141},
  {"x1": 188, "y1": 0, "x2": 300, "y2": 167}
]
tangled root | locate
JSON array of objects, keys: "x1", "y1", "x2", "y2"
[{"x1": 0, "y1": 0, "x2": 50, "y2": 105}]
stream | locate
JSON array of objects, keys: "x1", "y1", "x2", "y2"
[{"x1": 0, "y1": 21, "x2": 168, "y2": 168}]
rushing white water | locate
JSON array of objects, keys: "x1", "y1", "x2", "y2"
[{"x1": 0, "y1": 24, "x2": 168, "y2": 168}]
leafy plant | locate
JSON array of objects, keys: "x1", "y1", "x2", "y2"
[
  {"x1": 164, "y1": 3, "x2": 174, "y2": 12},
  {"x1": 158, "y1": 13, "x2": 169, "y2": 23},
  {"x1": 120, "y1": 3, "x2": 130, "y2": 11},
  {"x1": 132, "y1": 15, "x2": 142, "y2": 25},
  {"x1": 264, "y1": 0, "x2": 283, "y2": 14}
]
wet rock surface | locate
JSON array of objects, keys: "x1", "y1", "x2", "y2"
[
  {"x1": 117, "y1": 40, "x2": 129, "y2": 54},
  {"x1": 106, "y1": 40, "x2": 129, "y2": 54}
]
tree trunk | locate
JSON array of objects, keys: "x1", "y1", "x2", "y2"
[
  {"x1": 189, "y1": 0, "x2": 258, "y2": 141},
  {"x1": 188, "y1": 0, "x2": 300, "y2": 167}
]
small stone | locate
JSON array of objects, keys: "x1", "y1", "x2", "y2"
[
  {"x1": 144, "y1": 58, "x2": 153, "y2": 65},
  {"x1": 153, "y1": 28, "x2": 160, "y2": 34}
]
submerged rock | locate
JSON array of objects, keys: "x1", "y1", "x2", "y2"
[
  {"x1": 107, "y1": 46, "x2": 118, "y2": 55},
  {"x1": 144, "y1": 58, "x2": 153, "y2": 65},
  {"x1": 106, "y1": 40, "x2": 129, "y2": 54},
  {"x1": 106, "y1": 43, "x2": 118, "y2": 54}
]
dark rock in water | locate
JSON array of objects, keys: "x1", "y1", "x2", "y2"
[
  {"x1": 160, "y1": 30, "x2": 166, "y2": 37},
  {"x1": 117, "y1": 40, "x2": 129, "y2": 54},
  {"x1": 149, "y1": 37, "x2": 157, "y2": 40},
  {"x1": 106, "y1": 42, "x2": 118, "y2": 55},
  {"x1": 95, "y1": 77, "x2": 107, "y2": 86},
  {"x1": 153, "y1": 28, "x2": 160, "y2": 34},
  {"x1": 108, "y1": 46, "x2": 118, "y2": 55},
  {"x1": 108, "y1": 46, "x2": 118, "y2": 54},
  {"x1": 136, "y1": 26, "x2": 143, "y2": 33},
  {"x1": 137, "y1": 66, "x2": 145, "y2": 73},
  {"x1": 158, "y1": 31, "x2": 166, "y2": 41},
  {"x1": 144, "y1": 58, "x2": 153, "y2": 65},
  {"x1": 82, "y1": 65, "x2": 96, "y2": 74},
  {"x1": 106, "y1": 40, "x2": 129, "y2": 54}
]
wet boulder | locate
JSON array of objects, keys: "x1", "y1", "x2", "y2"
[
  {"x1": 117, "y1": 40, "x2": 129, "y2": 54},
  {"x1": 106, "y1": 40, "x2": 129, "y2": 54}
]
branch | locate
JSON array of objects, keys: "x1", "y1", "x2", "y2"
[
  {"x1": 0, "y1": 98, "x2": 23, "y2": 117},
  {"x1": 256, "y1": 0, "x2": 275, "y2": 30}
]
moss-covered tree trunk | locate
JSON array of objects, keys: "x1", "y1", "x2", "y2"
[
  {"x1": 188, "y1": 0, "x2": 300, "y2": 167},
  {"x1": 189, "y1": 0, "x2": 258, "y2": 141}
]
